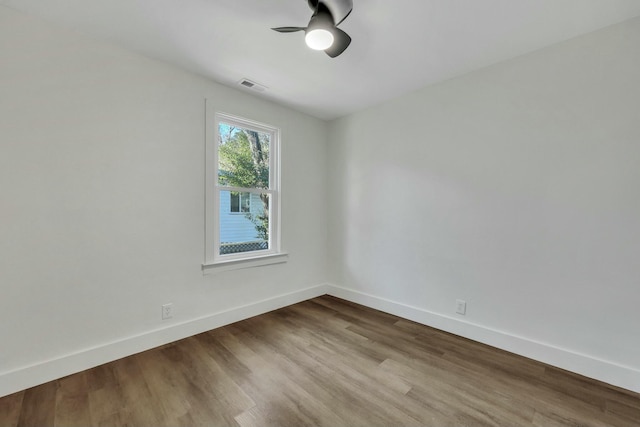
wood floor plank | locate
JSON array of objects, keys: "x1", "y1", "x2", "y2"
[
  {"x1": 87, "y1": 383, "x2": 127, "y2": 426},
  {"x1": 214, "y1": 325, "x2": 353, "y2": 426},
  {"x1": 54, "y1": 393, "x2": 91, "y2": 427},
  {"x1": 1, "y1": 295, "x2": 639, "y2": 426},
  {"x1": 134, "y1": 345, "x2": 192, "y2": 422},
  {"x1": 54, "y1": 372, "x2": 91, "y2": 427},
  {"x1": 607, "y1": 398, "x2": 640, "y2": 419},
  {"x1": 17, "y1": 381, "x2": 57, "y2": 427},
  {"x1": 0, "y1": 391, "x2": 24, "y2": 427}
]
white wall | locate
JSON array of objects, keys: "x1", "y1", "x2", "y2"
[
  {"x1": 0, "y1": 6, "x2": 328, "y2": 396},
  {"x1": 328, "y1": 17, "x2": 640, "y2": 392}
]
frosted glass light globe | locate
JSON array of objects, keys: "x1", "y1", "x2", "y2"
[{"x1": 305, "y1": 29, "x2": 334, "y2": 50}]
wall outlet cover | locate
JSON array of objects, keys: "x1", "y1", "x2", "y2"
[{"x1": 162, "y1": 303, "x2": 173, "y2": 320}]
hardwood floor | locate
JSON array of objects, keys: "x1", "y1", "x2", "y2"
[{"x1": 1, "y1": 295, "x2": 639, "y2": 426}]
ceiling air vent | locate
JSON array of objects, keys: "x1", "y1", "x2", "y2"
[{"x1": 238, "y1": 78, "x2": 267, "y2": 92}]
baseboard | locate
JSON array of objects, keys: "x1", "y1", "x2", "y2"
[
  {"x1": 326, "y1": 284, "x2": 640, "y2": 394},
  {"x1": 0, "y1": 283, "x2": 330, "y2": 398}
]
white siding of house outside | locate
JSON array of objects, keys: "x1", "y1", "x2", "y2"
[{"x1": 219, "y1": 191, "x2": 265, "y2": 243}]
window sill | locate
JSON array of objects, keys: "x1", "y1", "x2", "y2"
[{"x1": 202, "y1": 252, "x2": 288, "y2": 274}]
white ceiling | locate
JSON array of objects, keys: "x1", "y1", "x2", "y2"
[{"x1": 2, "y1": 0, "x2": 640, "y2": 120}]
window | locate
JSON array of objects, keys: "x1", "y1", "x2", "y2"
[
  {"x1": 204, "y1": 106, "x2": 284, "y2": 269},
  {"x1": 230, "y1": 192, "x2": 251, "y2": 213}
]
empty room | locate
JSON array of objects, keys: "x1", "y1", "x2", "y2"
[{"x1": 1, "y1": 0, "x2": 640, "y2": 425}]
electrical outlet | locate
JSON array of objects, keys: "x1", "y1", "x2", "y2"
[
  {"x1": 161, "y1": 303, "x2": 173, "y2": 320},
  {"x1": 456, "y1": 299, "x2": 467, "y2": 315}
]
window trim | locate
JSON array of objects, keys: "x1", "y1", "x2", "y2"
[{"x1": 204, "y1": 103, "x2": 284, "y2": 270}]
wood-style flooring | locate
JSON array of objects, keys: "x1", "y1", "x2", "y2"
[{"x1": 1, "y1": 295, "x2": 639, "y2": 426}]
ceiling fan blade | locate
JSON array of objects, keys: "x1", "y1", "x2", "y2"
[
  {"x1": 334, "y1": 7, "x2": 352, "y2": 26},
  {"x1": 271, "y1": 26, "x2": 306, "y2": 33},
  {"x1": 307, "y1": 0, "x2": 319, "y2": 12},
  {"x1": 325, "y1": 27, "x2": 351, "y2": 58},
  {"x1": 323, "y1": 0, "x2": 353, "y2": 25}
]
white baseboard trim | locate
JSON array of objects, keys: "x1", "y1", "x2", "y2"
[
  {"x1": 0, "y1": 283, "x2": 330, "y2": 398},
  {"x1": 326, "y1": 284, "x2": 640, "y2": 394}
]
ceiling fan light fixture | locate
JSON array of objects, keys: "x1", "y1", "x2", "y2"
[
  {"x1": 272, "y1": 0, "x2": 353, "y2": 57},
  {"x1": 305, "y1": 28, "x2": 334, "y2": 50}
]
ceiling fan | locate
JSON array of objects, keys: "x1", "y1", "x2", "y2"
[{"x1": 272, "y1": 0, "x2": 353, "y2": 58}]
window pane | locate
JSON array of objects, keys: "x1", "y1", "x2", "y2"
[
  {"x1": 240, "y1": 192, "x2": 251, "y2": 212},
  {"x1": 218, "y1": 123, "x2": 270, "y2": 189},
  {"x1": 229, "y1": 192, "x2": 250, "y2": 213},
  {"x1": 230, "y1": 191, "x2": 240, "y2": 212},
  {"x1": 219, "y1": 192, "x2": 270, "y2": 255}
]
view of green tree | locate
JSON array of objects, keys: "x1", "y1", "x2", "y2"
[{"x1": 218, "y1": 125, "x2": 270, "y2": 241}]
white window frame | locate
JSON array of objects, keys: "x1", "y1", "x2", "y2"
[{"x1": 204, "y1": 103, "x2": 286, "y2": 271}]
